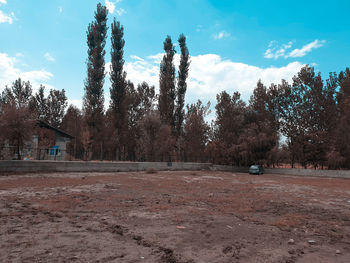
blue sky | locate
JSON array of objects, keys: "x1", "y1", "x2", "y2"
[{"x1": 1, "y1": 0, "x2": 350, "y2": 109}]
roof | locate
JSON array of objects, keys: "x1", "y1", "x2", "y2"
[{"x1": 38, "y1": 120, "x2": 74, "y2": 139}]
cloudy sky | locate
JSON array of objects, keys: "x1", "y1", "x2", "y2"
[{"x1": 1, "y1": 0, "x2": 350, "y2": 109}]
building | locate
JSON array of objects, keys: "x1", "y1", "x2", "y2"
[
  {"x1": 0, "y1": 120, "x2": 74, "y2": 161},
  {"x1": 34, "y1": 120, "x2": 74, "y2": 160}
]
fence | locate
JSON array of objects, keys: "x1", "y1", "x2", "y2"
[
  {"x1": 0, "y1": 145, "x2": 185, "y2": 162},
  {"x1": 0, "y1": 146, "x2": 69, "y2": 161}
]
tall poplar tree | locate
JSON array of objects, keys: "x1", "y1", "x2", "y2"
[
  {"x1": 110, "y1": 18, "x2": 126, "y2": 121},
  {"x1": 83, "y1": 3, "x2": 108, "y2": 157},
  {"x1": 109, "y1": 18, "x2": 127, "y2": 160},
  {"x1": 158, "y1": 36, "x2": 176, "y2": 128},
  {"x1": 175, "y1": 34, "x2": 190, "y2": 136}
]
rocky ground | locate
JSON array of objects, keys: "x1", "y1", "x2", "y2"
[{"x1": 0, "y1": 170, "x2": 350, "y2": 262}]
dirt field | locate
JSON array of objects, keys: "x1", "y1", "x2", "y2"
[{"x1": 1, "y1": 170, "x2": 350, "y2": 263}]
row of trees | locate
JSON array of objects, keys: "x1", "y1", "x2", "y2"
[
  {"x1": 81, "y1": 3, "x2": 191, "y2": 161},
  {"x1": 1, "y1": 3, "x2": 350, "y2": 169},
  {"x1": 209, "y1": 67, "x2": 350, "y2": 169}
]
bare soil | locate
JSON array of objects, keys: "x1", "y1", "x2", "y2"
[{"x1": 1, "y1": 170, "x2": 350, "y2": 263}]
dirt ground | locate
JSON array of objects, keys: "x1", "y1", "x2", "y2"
[{"x1": 0, "y1": 170, "x2": 350, "y2": 263}]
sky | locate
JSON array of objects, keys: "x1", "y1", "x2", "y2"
[{"x1": 1, "y1": 0, "x2": 350, "y2": 110}]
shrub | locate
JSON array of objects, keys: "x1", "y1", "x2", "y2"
[{"x1": 145, "y1": 167, "x2": 158, "y2": 174}]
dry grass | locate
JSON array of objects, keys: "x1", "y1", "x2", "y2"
[{"x1": 1, "y1": 171, "x2": 350, "y2": 262}]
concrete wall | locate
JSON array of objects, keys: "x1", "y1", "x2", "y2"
[
  {"x1": 264, "y1": 167, "x2": 350, "y2": 179},
  {"x1": 0, "y1": 160, "x2": 211, "y2": 173},
  {"x1": 211, "y1": 165, "x2": 249, "y2": 173},
  {"x1": 211, "y1": 165, "x2": 350, "y2": 179},
  {"x1": 1, "y1": 161, "x2": 350, "y2": 179}
]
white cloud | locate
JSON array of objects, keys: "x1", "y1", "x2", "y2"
[
  {"x1": 44, "y1": 52, "x2": 55, "y2": 62},
  {"x1": 124, "y1": 58, "x2": 159, "y2": 88},
  {"x1": 265, "y1": 39, "x2": 326, "y2": 59},
  {"x1": 264, "y1": 41, "x2": 293, "y2": 59},
  {"x1": 147, "y1": 53, "x2": 163, "y2": 64},
  {"x1": 0, "y1": 0, "x2": 15, "y2": 24},
  {"x1": 288, "y1": 40, "x2": 326, "y2": 58},
  {"x1": 105, "y1": 0, "x2": 115, "y2": 14},
  {"x1": 130, "y1": 55, "x2": 144, "y2": 61},
  {"x1": 0, "y1": 10, "x2": 14, "y2": 24},
  {"x1": 120, "y1": 53, "x2": 304, "y2": 104},
  {"x1": 67, "y1": 99, "x2": 83, "y2": 110},
  {"x1": 212, "y1": 31, "x2": 230, "y2": 40},
  {"x1": 105, "y1": 0, "x2": 125, "y2": 16},
  {"x1": 116, "y1": 8, "x2": 126, "y2": 16},
  {"x1": 0, "y1": 53, "x2": 53, "y2": 93},
  {"x1": 187, "y1": 55, "x2": 303, "y2": 102}
]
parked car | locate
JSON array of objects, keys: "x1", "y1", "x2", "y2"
[{"x1": 249, "y1": 165, "x2": 264, "y2": 175}]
